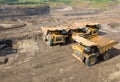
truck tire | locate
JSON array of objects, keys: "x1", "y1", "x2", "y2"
[
  {"x1": 103, "y1": 52, "x2": 110, "y2": 60},
  {"x1": 42, "y1": 35, "x2": 47, "y2": 41},
  {"x1": 85, "y1": 55, "x2": 97, "y2": 66},
  {"x1": 48, "y1": 39, "x2": 53, "y2": 46},
  {"x1": 62, "y1": 39, "x2": 66, "y2": 45},
  {"x1": 70, "y1": 38, "x2": 73, "y2": 43},
  {"x1": 62, "y1": 41, "x2": 65, "y2": 45}
]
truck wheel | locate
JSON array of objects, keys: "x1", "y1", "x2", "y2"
[
  {"x1": 62, "y1": 41, "x2": 65, "y2": 45},
  {"x1": 62, "y1": 39, "x2": 66, "y2": 45},
  {"x1": 103, "y1": 52, "x2": 110, "y2": 60},
  {"x1": 48, "y1": 39, "x2": 53, "y2": 46},
  {"x1": 70, "y1": 37, "x2": 75, "y2": 43},
  {"x1": 85, "y1": 55, "x2": 97, "y2": 66},
  {"x1": 42, "y1": 35, "x2": 47, "y2": 41}
]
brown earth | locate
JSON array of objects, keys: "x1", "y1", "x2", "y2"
[{"x1": 0, "y1": 4, "x2": 120, "y2": 82}]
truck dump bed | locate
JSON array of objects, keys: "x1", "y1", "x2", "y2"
[
  {"x1": 72, "y1": 35, "x2": 96, "y2": 46},
  {"x1": 90, "y1": 36, "x2": 117, "y2": 47},
  {"x1": 41, "y1": 26, "x2": 69, "y2": 34},
  {"x1": 90, "y1": 36, "x2": 118, "y2": 53},
  {"x1": 72, "y1": 35, "x2": 118, "y2": 54},
  {"x1": 72, "y1": 22, "x2": 99, "y2": 28}
]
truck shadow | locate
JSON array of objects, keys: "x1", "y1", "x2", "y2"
[
  {"x1": 97, "y1": 48, "x2": 120, "y2": 64},
  {"x1": 99, "y1": 31, "x2": 107, "y2": 36},
  {"x1": 108, "y1": 48, "x2": 120, "y2": 58}
]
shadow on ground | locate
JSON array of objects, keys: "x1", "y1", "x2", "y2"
[
  {"x1": 97, "y1": 47, "x2": 120, "y2": 65},
  {"x1": 109, "y1": 48, "x2": 120, "y2": 58},
  {"x1": 0, "y1": 39, "x2": 17, "y2": 64},
  {"x1": 99, "y1": 31, "x2": 107, "y2": 35}
]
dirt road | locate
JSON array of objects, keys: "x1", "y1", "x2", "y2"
[{"x1": 0, "y1": 5, "x2": 120, "y2": 82}]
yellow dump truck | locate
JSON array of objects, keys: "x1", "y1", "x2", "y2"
[
  {"x1": 72, "y1": 35, "x2": 118, "y2": 66},
  {"x1": 70, "y1": 23, "x2": 101, "y2": 41},
  {"x1": 41, "y1": 26, "x2": 69, "y2": 46}
]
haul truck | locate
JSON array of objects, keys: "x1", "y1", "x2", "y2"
[
  {"x1": 41, "y1": 26, "x2": 69, "y2": 46},
  {"x1": 70, "y1": 23, "x2": 101, "y2": 41},
  {"x1": 72, "y1": 35, "x2": 118, "y2": 66}
]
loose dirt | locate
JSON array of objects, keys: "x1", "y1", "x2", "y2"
[{"x1": 0, "y1": 4, "x2": 120, "y2": 82}]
